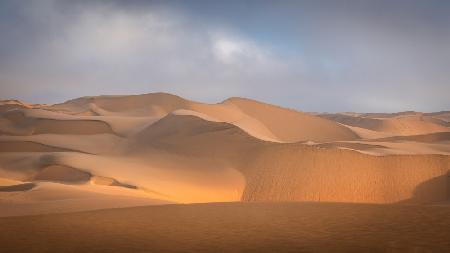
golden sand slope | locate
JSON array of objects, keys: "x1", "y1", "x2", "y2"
[{"x1": 1, "y1": 202, "x2": 449, "y2": 253}]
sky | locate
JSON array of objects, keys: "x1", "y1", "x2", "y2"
[{"x1": 0, "y1": 0, "x2": 449, "y2": 112}]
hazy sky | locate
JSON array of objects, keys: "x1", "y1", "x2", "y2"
[{"x1": 0, "y1": 0, "x2": 449, "y2": 112}]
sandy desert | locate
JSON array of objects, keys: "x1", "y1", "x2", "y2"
[
  {"x1": 2, "y1": 0, "x2": 449, "y2": 251},
  {"x1": 0, "y1": 93, "x2": 449, "y2": 252}
]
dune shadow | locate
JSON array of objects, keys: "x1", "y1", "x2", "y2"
[
  {"x1": 402, "y1": 171, "x2": 450, "y2": 204},
  {"x1": 0, "y1": 182, "x2": 35, "y2": 192}
]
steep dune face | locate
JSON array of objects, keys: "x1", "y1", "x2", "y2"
[
  {"x1": 241, "y1": 145, "x2": 450, "y2": 203},
  {"x1": 133, "y1": 114, "x2": 265, "y2": 162}
]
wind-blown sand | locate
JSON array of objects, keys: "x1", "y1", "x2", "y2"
[{"x1": 0, "y1": 93, "x2": 449, "y2": 252}]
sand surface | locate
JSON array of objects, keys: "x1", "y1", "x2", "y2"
[{"x1": 1, "y1": 202, "x2": 450, "y2": 253}]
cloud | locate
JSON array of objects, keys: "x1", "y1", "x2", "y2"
[
  {"x1": 0, "y1": 0, "x2": 449, "y2": 112},
  {"x1": 0, "y1": 0, "x2": 289, "y2": 105}
]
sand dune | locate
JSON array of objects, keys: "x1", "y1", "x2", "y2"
[
  {"x1": 321, "y1": 113, "x2": 449, "y2": 136},
  {"x1": 47, "y1": 93, "x2": 189, "y2": 116},
  {"x1": 44, "y1": 93, "x2": 360, "y2": 142},
  {"x1": 223, "y1": 97, "x2": 359, "y2": 142},
  {"x1": 133, "y1": 114, "x2": 264, "y2": 160},
  {"x1": 0, "y1": 92, "x2": 449, "y2": 217},
  {"x1": 127, "y1": 113, "x2": 450, "y2": 204}
]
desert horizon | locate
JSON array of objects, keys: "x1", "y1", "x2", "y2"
[{"x1": 1, "y1": 0, "x2": 449, "y2": 252}]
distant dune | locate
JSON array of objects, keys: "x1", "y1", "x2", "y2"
[{"x1": 320, "y1": 112, "x2": 449, "y2": 136}]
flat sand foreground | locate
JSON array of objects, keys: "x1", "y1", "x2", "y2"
[{"x1": 1, "y1": 202, "x2": 449, "y2": 253}]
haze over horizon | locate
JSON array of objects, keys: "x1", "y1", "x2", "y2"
[{"x1": 1, "y1": 0, "x2": 449, "y2": 112}]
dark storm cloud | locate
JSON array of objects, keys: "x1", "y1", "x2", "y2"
[{"x1": 0, "y1": 0, "x2": 449, "y2": 112}]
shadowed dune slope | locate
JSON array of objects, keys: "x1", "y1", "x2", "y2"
[{"x1": 133, "y1": 114, "x2": 265, "y2": 163}]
